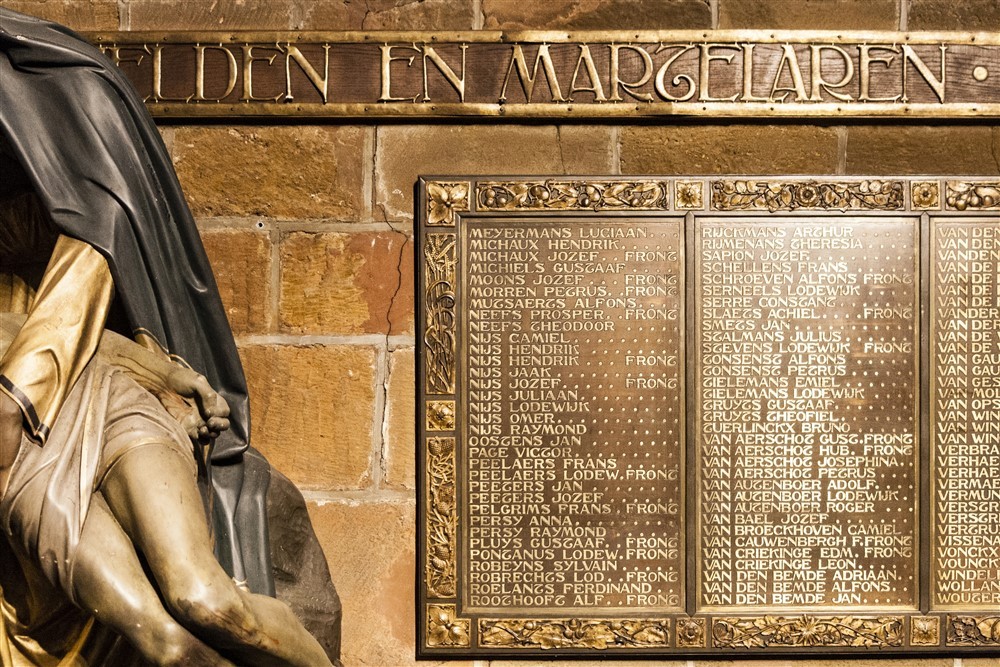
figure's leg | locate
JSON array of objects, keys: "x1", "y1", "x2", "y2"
[
  {"x1": 73, "y1": 494, "x2": 235, "y2": 667},
  {"x1": 100, "y1": 444, "x2": 332, "y2": 667}
]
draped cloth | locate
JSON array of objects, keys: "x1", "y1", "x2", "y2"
[
  {"x1": 1, "y1": 314, "x2": 195, "y2": 665},
  {"x1": 0, "y1": 8, "x2": 272, "y2": 592}
]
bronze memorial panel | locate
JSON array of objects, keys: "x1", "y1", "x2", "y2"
[
  {"x1": 83, "y1": 31, "x2": 1000, "y2": 119},
  {"x1": 417, "y1": 177, "x2": 1000, "y2": 658}
]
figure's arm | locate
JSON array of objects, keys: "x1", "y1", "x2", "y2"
[
  {"x1": 97, "y1": 328, "x2": 230, "y2": 441},
  {"x1": 0, "y1": 235, "x2": 113, "y2": 442}
]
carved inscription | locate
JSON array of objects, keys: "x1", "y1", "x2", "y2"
[
  {"x1": 91, "y1": 34, "x2": 1000, "y2": 118},
  {"x1": 931, "y1": 217, "x2": 1000, "y2": 609},
  {"x1": 695, "y1": 217, "x2": 919, "y2": 609},
  {"x1": 462, "y1": 220, "x2": 684, "y2": 612}
]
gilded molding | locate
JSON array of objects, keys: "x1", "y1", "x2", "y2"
[
  {"x1": 425, "y1": 437, "x2": 457, "y2": 598},
  {"x1": 427, "y1": 605, "x2": 470, "y2": 647},
  {"x1": 910, "y1": 616, "x2": 940, "y2": 647},
  {"x1": 477, "y1": 180, "x2": 670, "y2": 212},
  {"x1": 947, "y1": 615, "x2": 1000, "y2": 646},
  {"x1": 712, "y1": 616, "x2": 904, "y2": 649},
  {"x1": 711, "y1": 180, "x2": 904, "y2": 212},
  {"x1": 423, "y1": 233, "x2": 457, "y2": 395},
  {"x1": 427, "y1": 182, "x2": 470, "y2": 226},
  {"x1": 479, "y1": 619, "x2": 670, "y2": 650},
  {"x1": 426, "y1": 401, "x2": 455, "y2": 432},
  {"x1": 910, "y1": 181, "x2": 940, "y2": 209},
  {"x1": 945, "y1": 181, "x2": 1000, "y2": 210},
  {"x1": 676, "y1": 618, "x2": 706, "y2": 648}
]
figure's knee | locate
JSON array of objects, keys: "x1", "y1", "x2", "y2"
[
  {"x1": 126, "y1": 614, "x2": 230, "y2": 667},
  {"x1": 166, "y1": 581, "x2": 262, "y2": 645}
]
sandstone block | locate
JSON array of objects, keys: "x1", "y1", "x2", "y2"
[
  {"x1": 240, "y1": 344, "x2": 377, "y2": 490},
  {"x1": 5, "y1": 0, "x2": 119, "y2": 31},
  {"x1": 718, "y1": 0, "x2": 898, "y2": 29},
  {"x1": 279, "y1": 231, "x2": 413, "y2": 335},
  {"x1": 846, "y1": 126, "x2": 1000, "y2": 175},
  {"x1": 908, "y1": 0, "x2": 1000, "y2": 31},
  {"x1": 173, "y1": 126, "x2": 366, "y2": 220},
  {"x1": 306, "y1": 500, "x2": 479, "y2": 667},
  {"x1": 298, "y1": 0, "x2": 475, "y2": 30},
  {"x1": 483, "y1": 0, "x2": 711, "y2": 30},
  {"x1": 620, "y1": 125, "x2": 840, "y2": 175},
  {"x1": 384, "y1": 347, "x2": 416, "y2": 489},
  {"x1": 375, "y1": 125, "x2": 615, "y2": 221},
  {"x1": 128, "y1": 0, "x2": 296, "y2": 30},
  {"x1": 201, "y1": 228, "x2": 272, "y2": 335}
]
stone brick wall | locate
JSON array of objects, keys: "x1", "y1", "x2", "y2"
[{"x1": 9, "y1": 1, "x2": 999, "y2": 665}]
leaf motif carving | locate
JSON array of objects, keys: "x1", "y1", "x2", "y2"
[{"x1": 479, "y1": 619, "x2": 671, "y2": 650}]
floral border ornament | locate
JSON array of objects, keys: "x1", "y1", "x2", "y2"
[
  {"x1": 423, "y1": 233, "x2": 457, "y2": 394},
  {"x1": 427, "y1": 605, "x2": 470, "y2": 648},
  {"x1": 947, "y1": 615, "x2": 1000, "y2": 646},
  {"x1": 676, "y1": 617, "x2": 706, "y2": 648},
  {"x1": 712, "y1": 616, "x2": 904, "y2": 648},
  {"x1": 910, "y1": 181, "x2": 940, "y2": 209},
  {"x1": 425, "y1": 437, "x2": 456, "y2": 598},
  {"x1": 945, "y1": 181, "x2": 1000, "y2": 210},
  {"x1": 910, "y1": 616, "x2": 940, "y2": 647},
  {"x1": 479, "y1": 619, "x2": 670, "y2": 650},
  {"x1": 711, "y1": 180, "x2": 904, "y2": 212},
  {"x1": 675, "y1": 180, "x2": 704, "y2": 209},
  {"x1": 426, "y1": 401, "x2": 455, "y2": 431},
  {"x1": 427, "y1": 182, "x2": 470, "y2": 226},
  {"x1": 477, "y1": 180, "x2": 670, "y2": 211}
]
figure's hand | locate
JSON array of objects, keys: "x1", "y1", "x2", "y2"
[
  {"x1": 1, "y1": 392, "x2": 24, "y2": 495},
  {"x1": 162, "y1": 368, "x2": 230, "y2": 442}
]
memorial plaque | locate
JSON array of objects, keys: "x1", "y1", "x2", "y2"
[
  {"x1": 462, "y1": 218, "x2": 685, "y2": 614},
  {"x1": 930, "y1": 215, "x2": 1000, "y2": 615},
  {"x1": 417, "y1": 177, "x2": 1000, "y2": 658},
  {"x1": 695, "y1": 216, "x2": 919, "y2": 611}
]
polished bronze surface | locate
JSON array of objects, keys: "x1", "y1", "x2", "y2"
[
  {"x1": 694, "y1": 216, "x2": 919, "y2": 611},
  {"x1": 460, "y1": 218, "x2": 685, "y2": 614},
  {"x1": 79, "y1": 32, "x2": 1000, "y2": 118},
  {"x1": 417, "y1": 177, "x2": 1000, "y2": 658}
]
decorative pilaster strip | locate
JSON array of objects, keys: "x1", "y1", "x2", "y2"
[
  {"x1": 945, "y1": 181, "x2": 1000, "y2": 210},
  {"x1": 425, "y1": 437, "x2": 457, "y2": 598},
  {"x1": 479, "y1": 618, "x2": 670, "y2": 649},
  {"x1": 426, "y1": 182, "x2": 470, "y2": 226},
  {"x1": 947, "y1": 615, "x2": 1000, "y2": 646},
  {"x1": 427, "y1": 604, "x2": 470, "y2": 647},
  {"x1": 712, "y1": 616, "x2": 904, "y2": 648},
  {"x1": 477, "y1": 180, "x2": 670, "y2": 211},
  {"x1": 423, "y1": 233, "x2": 457, "y2": 394},
  {"x1": 710, "y1": 180, "x2": 904, "y2": 211}
]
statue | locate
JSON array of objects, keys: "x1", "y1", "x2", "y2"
[{"x1": 0, "y1": 9, "x2": 336, "y2": 665}]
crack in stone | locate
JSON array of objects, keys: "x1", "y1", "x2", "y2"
[
  {"x1": 361, "y1": 0, "x2": 373, "y2": 30},
  {"x1": 377, "y1": 230, "x2": 408, "y2": 484},
  {"x1": 371, "y1": 128, "x2": 390, "y2": 223}
]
